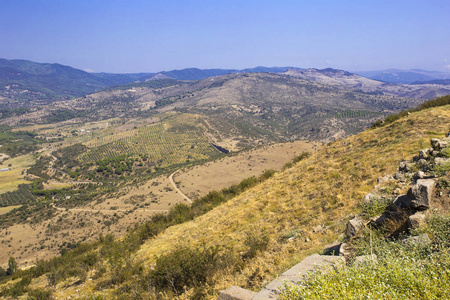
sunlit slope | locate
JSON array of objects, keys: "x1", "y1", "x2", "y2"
[{"x1": 137, "y1": 105, "x2": 450, "y2": 291}]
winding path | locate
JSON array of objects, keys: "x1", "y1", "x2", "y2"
[
  {"x1": 52, "y1": 204, "x2": 168, "y2": 214},
  {"x1": 168, "y1": 169, "x2": 192, "y2": 203}
]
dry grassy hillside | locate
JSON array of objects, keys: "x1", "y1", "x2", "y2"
[
  {"x1": 2, "y1": 104, "x2": 449, "y2": 299},
  {"x1": 132, "y1": 105, "x2": 450, "y2": 298}
]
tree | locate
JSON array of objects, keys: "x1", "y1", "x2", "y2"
[{"x1": 7, "y1": 256, "x2": 17, "y2": 275}]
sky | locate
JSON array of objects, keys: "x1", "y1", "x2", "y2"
[{"x1": 1, "y1": 0, "x2": 449, "y2": 73}]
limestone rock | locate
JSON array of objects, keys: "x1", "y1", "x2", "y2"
[
  {"x1": 431, "y1": 150, "x2": 440, "y2": 157},
  {"x1": 354, "y1": 254, "x2": 377, "y2": 265},
  {"x1": 363, "y1": 192, "x2": 381, "y2": 204},
  {"x1": 408, "y1": 212, "x2": 427, "y2": 229},
  {"x1": 399, "y1": 161, "x2": 413, "y2": 172},
  {"x1": 394, "y1": 172, "x2": 406, "y2": 182},
  {"x1": 413, "y1": 171, "x2": 426, "y2": 180},
  {"x1": 393, "y1": 194, "x2": 409, "y2": 209},
  {"x1": 419, "y1": 149, "x2": 430, "y2": 160},
  {"x1": 435, "y1": 157, "x2": 450, "y2": 166},
  {"x1": 218, "y1": 286, "x2": 256, "y2": 300},
  {"x1": 339, "y1": 243, "x2": 350, "y2": 257},
  {"x1": 417, "y1": 158, "x2": 427, "y2": 166},
  {"x1": 431, "y1": 138, "x2": 448, "y2": 150},
  {"x1": 401, "y1": 233, "x2": 431, "y2": 247},
  {"x1": 346, "y1": 216, "x2": 364, "y2": 238},
  {"x1": 371, "y1": 212, "x2": 389, "y2": 227},
  {"x1": 312, "y1": 225, "x2": 324, "y2": 233},
  {"x1": 377, "y1": 175, "x2": 392, "y2": 184},
  {"x1": 323, "y1": 242, "x2": 342, "y2": 256},
  {"x1": 407, "y1": 179, "x2": 435, "y2": 210}
]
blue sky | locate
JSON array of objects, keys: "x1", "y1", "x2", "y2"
[{"x1": 1, "y1": 0, "x2": 449, "y2": 73}]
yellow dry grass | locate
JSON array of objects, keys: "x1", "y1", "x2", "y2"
[
  {"x1": 135, "y1": 105, "x2": 450, "y2": 296},
  {"x1": 0, "y1": 154, "x2": 34, "y2": 193},
  {"x1": 0, "y1": 205, "x2": 21, "y2": 215}
]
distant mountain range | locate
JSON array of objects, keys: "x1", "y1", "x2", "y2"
[
  {"x1": 1, "y1": 58, "x2": 450, "y2": 105},
  {"x1": 0, "y1": 59, "x2": 297, "y2": 103},
  {"x1": 354, "y1": 69, "x2": 450, "y2": 84}
]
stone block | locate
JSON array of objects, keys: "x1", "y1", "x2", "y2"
[
  {"x1": 408, "y1": 212, "x2": 427, "y2": 229},
  {"x1": 218, "y1": 286, "x2": 256, "y2": 300},
  {"x1": 407, "y1": 179, "x2": 435, "y2": 210},
  {"x1": 346, "y1": 216, "x2": 363, "y2": 238}
]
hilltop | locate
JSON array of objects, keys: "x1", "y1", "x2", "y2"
[{"x1": 1, "y1": 96, "x2": 448, "y2": 299}]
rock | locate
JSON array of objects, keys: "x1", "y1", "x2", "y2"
[
  {"x1": 431, "y1": 150, "x2": 440, "y2": 157},
  {"x1": 435, "y1": 157, "x2": 450, "y2": 166},
  {"x1": 377, "y1": 175, "x2": 392, "y2": 184},
  {"x1": 251, "y1": 254, "x2": 344, "y2": 299},
  {"x1": 394, "y1": 172, "x2": 406, "y2": 182},
  {"x1": 417, "y1": 158, "x2": 427, "y2": 166},
  {"x1": 323, "y1": 242, "x2": 342, "y2": 256},
  {"x1": 346, "y1": 216, "x2": 364, "y2": 238},
  {"x1": 418, "y1": 149, "x2": 430, "y2": 160},
  {"x1": 431, "y1": 138, "x2": 448, "y2": 150},
  {"x1": 218, "y1": 286, "x2": 256, "y2": 300},
  {"x1": 401, "y1": 233, "x2": 431, "y2": 247},
  {"x1": 399, "y1": 161, "x2": 413, "y2": 172},
  {"x1": 363, "y1": 192, "x2": 381, "y2": 204},
  {"x1": 408, "y1": 212, "x2": 427, "y2": 229},
  {"x1": 354, "y1": 254, "x2": 377, "y2": 265},
  {"x1": 393, "y1": 194, "x2": 410, "y2": 209},
  {"x1": 413, "y1": 171, "x2": 426, "y2": 180},
  {"x1": 312, "y1": 225, "x2": 324, "y2": 233},
  {"x1": 371, "y1": 213, "x2": 389, "y2": 227},
  {"x1": 407, "y1": 179, "x2": 435, "y2": 210},
  {"x1": 431, "y1": 138, "x2": 440, "y2": 148},
  {"x1": 339, "y1": 243, "x2": 351, "y2": 257}
]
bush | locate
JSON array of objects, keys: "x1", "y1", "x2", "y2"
[
  {"x1": 149, "y1": 245, "x2": 235, "y2": 295},
  {"x1": 243, "y1": 230, "x2": 270, "y2": 260},
  {"x1": 361, "y1": 197, "x2": 393, "y2": 218},
  {"x1": 27, "y1": 287, "x2": 53, "y2": 300}
]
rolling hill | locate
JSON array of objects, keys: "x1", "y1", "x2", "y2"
[
  {"x1": 0, "y1": 58, "x2": 296, "y2": 105},
  {"x1": 355, "y1": 68, "x2": 450, "y2": 84}
]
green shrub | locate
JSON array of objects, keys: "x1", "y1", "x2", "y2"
[
  {"x1": 361, "y1": 197, "x2": 393, "y2": 218},
  {"x1": 149, "y1": 245, "x2": 235, "y2": 295},
  {"x1": 242, "y1": 231, "x2": 270, "y2": 260},
  {"x1": 281, "y1": 214, "x2": 450, "y2": 299},
  {"x1": 26, "y1": 287, "x2": 53, "y2": 300}
]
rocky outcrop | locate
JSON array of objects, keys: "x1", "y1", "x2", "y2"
[{"x1": 219, "y1": 135, "x2": 450, "y2": 299}]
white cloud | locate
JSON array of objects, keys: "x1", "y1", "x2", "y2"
[{"x1": 83, "y1": 68, "x2": 95, "y2": 73}]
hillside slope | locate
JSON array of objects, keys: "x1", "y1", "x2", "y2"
[
  {"x1": 13, "y1": 103, "x2": 443, "y2": 299},
  {"x1": 131, "y1": 105, "x2": 450, "y2": 296}
]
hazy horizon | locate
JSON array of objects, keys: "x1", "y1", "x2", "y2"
[{"x1": 1, "y1": 0, "x2": 449, "y2": 73}]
